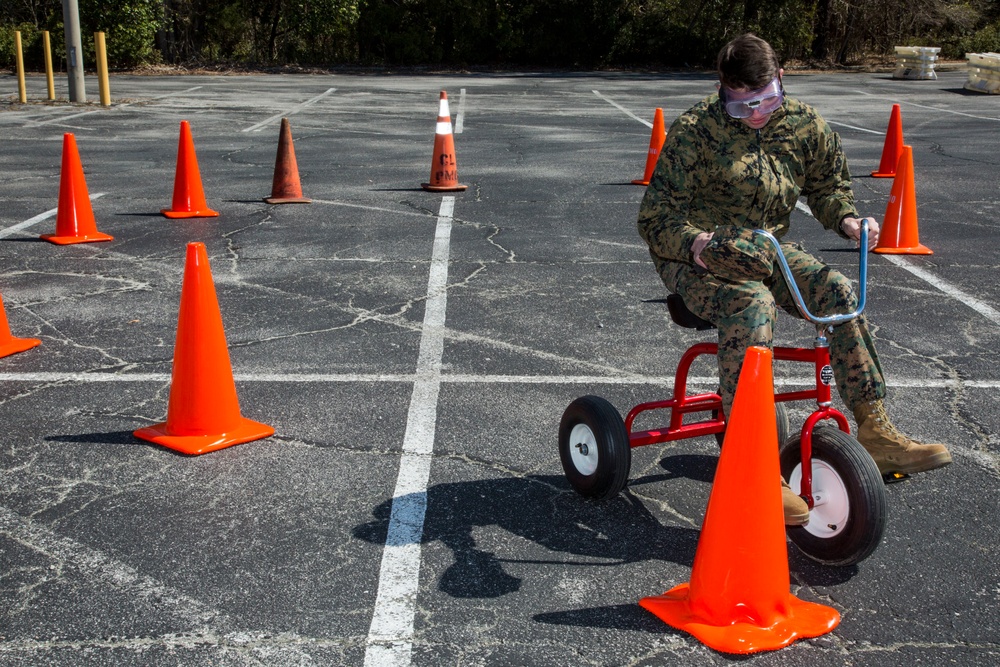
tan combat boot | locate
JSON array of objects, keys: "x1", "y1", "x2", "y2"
[
  {"x1": 853, "y1": 400, "x2": 952, "y2": 475},
  {"x1": 782, "y1": 477, "x2": 809, "y2": 526}
]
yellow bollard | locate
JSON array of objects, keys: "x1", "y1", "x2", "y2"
[
  {"x1": 95, "y1": 31, "x2": 111, "y2": 107},
  {"x1": 43, "y1": 31, "x2": 55, "y2": 101},
  {"x1": 14, "y1": 30, "x2": 27, "y2": 104}
]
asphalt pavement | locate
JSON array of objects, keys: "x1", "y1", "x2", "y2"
[{"x1": 1, "y1": 68, "x2": 999, "y2": 666}]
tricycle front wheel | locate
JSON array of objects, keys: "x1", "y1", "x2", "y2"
[
  {"x1": 559, "y1": 395, "x2": 631, "y2": 500},
  {"x1": 780, "y1": 426, "x2": 888, "y2": 567}
]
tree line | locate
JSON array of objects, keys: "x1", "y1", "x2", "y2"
[{"x1": 4, "y1": 1, "x2": 1000, "y2": 71}]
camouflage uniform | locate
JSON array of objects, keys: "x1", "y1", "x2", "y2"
[{"x1": 637, "y1": 95, "x2": 886, "y2": 414}]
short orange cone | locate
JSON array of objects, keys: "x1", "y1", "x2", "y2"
[
  {"x1": 0, "y1": 294, "x2": 41, "y2": 359},
  {"x1": 421, "y1": 91, "x2": 467, "y2": 192},
  {"x1": 631, "y1": 108, "x2": 666, "y2": 186},
  {"x1": 871, "y1": 104, "x2": 903, "y2": 178},
  {"x1": 875, "y1": 145, "x2": 932, "y2": 255},
  {"x1": 639, "y1": 346, "x2": 840, "y2": 654},
  {"x1": 41, "y1": 133, "x2": 113, "y2": 245},
  {"x1": 162, "y1": 121, "x2": 219, "y2": 219},
  {"x1": 134, "y1": 242, "x2": 274, "y2": 455},
  {"x1": 264, "y1": 118, "x2": 311, "y2": 204}
]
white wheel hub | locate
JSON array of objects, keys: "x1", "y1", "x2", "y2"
[
  {"x1": 568, "y1": 423, "x2": 599, "y2": 476},
  {"x1": 789, "y1": 459, "x2": 850, "y2": 538}
]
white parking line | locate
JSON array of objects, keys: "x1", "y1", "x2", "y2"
[
  {"x1": 0, "y1": 193, "x2": 106, "y2": 239},
  {"x1": 364, "y1": 196, "x2": 454, "y2": 667},
  {"x1": 2, "y1": 372, "x2": 997, "y2": 390},
  {"x1": 880, "y1": 255, "x2": 1000, "y2": 325},
  {"x1": 827, "y1": 120, "x2": 883, "y2": 135},
  {"x1": 592, "y1": 90, "x2": 653, "y2": 127},
  {"x1": 242, "y1": 88, "x2": 336, "y2": 133},
  {"x1": 454, "y1": 88, "x2": 466, "y2": 134},
  {"x1": 22, "y1": 87, "x2": 204, "y2": 128},
  {"x1": 794, "y1": 200, "x2": 1000, "y2": 326},
  {"x1": 852, "y1": 90, "x2": 1000, "y2": 122}
]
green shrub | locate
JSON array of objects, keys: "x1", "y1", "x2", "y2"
[{"x1": 960, "y1": 21, "x2": 1000, "y2": 55}]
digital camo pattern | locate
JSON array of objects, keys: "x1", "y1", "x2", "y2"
[
  {"x1": 637, "y1": 95, "x2": 883, "y2": 415},
  {"x1": 663, "y1": 244, "x2": 886, "y2": 415},
  {"x1": 698, "y1": 225, "x2": 775, "y2": 282},
  {"x1": 637, "y1": 95, "x2": 858, "y2": 269}
]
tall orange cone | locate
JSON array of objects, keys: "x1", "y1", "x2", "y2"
[
  {"x1": 639, "y1": 346, "x2": 840, "y2": 654},
  {"x1": 162, "y1": 121, "x2": 220, "y2": 219},
  {"x1": 40, "y1": 133, "x2": 114, "y2": 245},
  {"x1": 0, "y1": 294, "x2": 41, "y2": 359},
  {"x1": 264, "y1": 118, "x2": 311, "y2": 204},
  {"x1": 631, "y1": 108, "x2": 666, "y2": 186},
  {"x1": 421, "y1": 91, "x2": 467, "y2": 192},
  {"x1": 134, "y1": 242, "x2": 273, "y2": 455},
  {"x1": 871, "y1": 104, "x2": 903, "y2": 178},
  {"x1": 875, "y1": 145, "x2": 932, "y2": 255}
]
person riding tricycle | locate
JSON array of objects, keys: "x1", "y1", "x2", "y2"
[{"x1": 636, "y1": 33, "x2": 951, "y2": 526}]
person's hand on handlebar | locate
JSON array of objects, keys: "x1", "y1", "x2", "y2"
[{"x1": 841, "y1": 216, "x2": 879, "y2": 250}]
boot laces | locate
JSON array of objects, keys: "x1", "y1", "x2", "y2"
[{"x1": 867, "y1": 401, "x2": 905, "y2": 438}]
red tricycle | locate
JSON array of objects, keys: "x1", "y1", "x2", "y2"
[{"x1": 558, "y1": 227, "x2": 888, "y2": 566}]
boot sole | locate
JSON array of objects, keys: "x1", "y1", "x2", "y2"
[{"x1": 876, "y1": 451, "x2": 953, "y2": 476}]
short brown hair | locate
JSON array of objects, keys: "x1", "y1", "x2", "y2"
[{"x1": 716, "y1": 33, "x2": 780, "y2": 90}]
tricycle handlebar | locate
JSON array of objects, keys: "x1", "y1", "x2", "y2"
[{"x1": 754, "y1": 225, "x2": 868, "y2": 327}]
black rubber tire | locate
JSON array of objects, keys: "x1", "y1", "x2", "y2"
[
  {"x1": 780, "y1": 426, "x2": 888, "y2": 567},
  {"x1": 715, "y1": 402, "x2": 790, "y2": 449},
  {"x1": 558, "y1": 395, "x2": 631, "y2": 500}
]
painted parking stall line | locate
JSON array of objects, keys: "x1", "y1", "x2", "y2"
[
  {"x1": 454, "y1": 88, "x2": 466, "y2": 134},
  {"x1": 242, "y1": 88, "x2": 336, "y2": 133},
  {"x1": 22, "y1": 87, "x2": 204, "y2": 128},
  {"x1": 2, "y1": 371, "x2": 999, "y2": 391},
  {"x1": 880, "y1": 254, "x2": 1000, "y2": 325},
  {"x1": 0, "y1": 194, "x2": 106, "y2": 240},
  {"x1": 364, "y1": 196, "x2": 455, "y2": 667},
  {"x1": 592, "y1": 90, "x2": 653, "y2": 128},
  {"x1": 794, "y1": 200, "x2": 1000, "y2": 327}
]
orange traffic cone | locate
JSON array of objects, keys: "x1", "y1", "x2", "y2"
[
  {"x1": 871, "y1": 104, "x2": 903, "y2": 178},
  {"x1": 421, "y1": 91, "x2": 467, "y2": 192},
  {"x1": 0, "y1": 293, "x2": 41, "y2": 359},
  {"x1": 264, "y1": 118, "x2": 311, "y2": 204},
  {"x1": 639, "y1": 346, "x2": 840, "y2": 654},
  {"x1": 40, "y1": 133, "x2": 113, "y2": 245},
  {"x1": 875, "y1": 145, "x2": 932, "y2": 255},
  {"x1": 162, "y1": 121, "x2": 219, "y2": 219},
  {"x1": 133, "y1": 242, "x2": 273, "y2": 455},
  {"x1": 631, "y1": 108, "x2": 666, "y2": 186}
]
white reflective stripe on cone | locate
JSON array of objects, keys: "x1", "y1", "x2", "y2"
[
  {"x1": 439, "y1": 99, "x2": 450, "y2": 116},
  {"x1": 436, "y1": 121, "x2": 453, "y2": 135}
]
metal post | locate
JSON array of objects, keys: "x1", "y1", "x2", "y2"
[
  {"x1": 95, "y1": 31, "x2": 110, "y2": 106},
  {"x1": 62, "y1": 0, "x2": 87, "y2": 102},
  {"x1": 43, "y1": 31, "x2": 56, "y2": 101},
  {"x1": 14, "y1": 31, "x2": 27, "y2": 104}
]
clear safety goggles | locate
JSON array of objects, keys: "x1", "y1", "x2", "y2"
[{"x1": 720, "y1": 77, "x2": 784, "y2": 119}]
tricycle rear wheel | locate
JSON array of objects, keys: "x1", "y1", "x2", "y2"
[{"x1": 559, "y1": 395, "x2": 631, "y2": 500}]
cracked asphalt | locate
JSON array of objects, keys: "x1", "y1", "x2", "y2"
[{"x1": 1, "y1": 69, "x2": 999, "y2": 665}]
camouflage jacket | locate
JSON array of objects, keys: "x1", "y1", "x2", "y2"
[{"x1": 637, "y1": 94, "x2": 858, "y2": 266}]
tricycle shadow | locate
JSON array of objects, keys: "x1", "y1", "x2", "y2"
[
  {"x1": 352, "y1": 473, "x2": 701, "y2": 599},
  {"x1": 353, "y1": 459, "x2": 861, "y2": 604}
]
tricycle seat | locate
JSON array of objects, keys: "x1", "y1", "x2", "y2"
[{"x1": 666, "y1": 294, "x2": 716, "y2": 331}]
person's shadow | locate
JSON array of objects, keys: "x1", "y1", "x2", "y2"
[
  {"x1": 353, "y1": 456, "x2": 861, "y2": 636},
  {"x1": 352, "y1": 472, "x2": 701, "y2": 600}
]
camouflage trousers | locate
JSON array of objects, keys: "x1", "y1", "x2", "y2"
[{"x1": 659, "y1": 242, "x2": 886, "y2": 415}]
